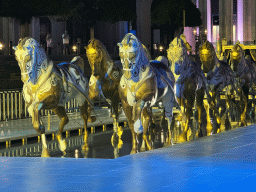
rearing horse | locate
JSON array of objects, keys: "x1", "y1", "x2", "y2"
[
  {"x1": 229, "y1": 43, "x2": 256, "y2": 126},
  {"x1": 85, "y1": 39, "x2": 123, "y2": 143},
  {"x1": 167, "y1": 36, "x2": 213, "y2": 141},
  {"x1": 199, "y1": 40, "x2": 238, "y2": 132},
  {"x1": 118, "y1": 33, "x2": 177, "y2": 153},
  {"x1": 13, "y1": 38, "x2": 93, "y2": 157}
]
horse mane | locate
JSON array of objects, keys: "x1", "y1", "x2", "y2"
[
  {"x1": 199, "y1": 41, "x2": 215, "y2": 55},
  {"x1": 17, "y1": 37, "x2": 31, "y2": 49},
  {"x1": 87, "y1": 39, "x2": 113, "y2": 63}
]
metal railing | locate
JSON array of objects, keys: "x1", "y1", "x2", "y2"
[{"x1": 0, "y1": 89, "x2": 106, "y2": 121}]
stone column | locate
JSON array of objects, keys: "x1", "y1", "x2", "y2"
[
  {"x1": 136, "y1": 0, "x2": 153, "y2": 52},
  {"x1": 2, "y1": 17, "x2": 9, "y2": 55},
  {"x1": 31, "y1": 17, "x2": 40, "y2": 42},
  {"x1": 251, "y1": 0, "x2": 256, "y2": 42},
  {"x1": 51, "y1": 20, "x2": 66, "y2": 55},
  {"x1": 219, "y1": 0, "x2": 233, "y2": 44},
  {"x1": 199, "y1": 0, "x2": 207, "y2": 34}
]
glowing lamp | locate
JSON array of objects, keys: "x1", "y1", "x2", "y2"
[
  {"x1": 72, "y1": 45, "x2": 77, "y2": 52},
  {"x1": 204, "y1": 29, "x2": 208, "y2": 34},
  {"x1": 159, "y1": 46, "x2": 163, "y2": 52},
  {"x1": 0, "y1": 43, "x2": 3, "y2": 50},
  {"x1": 193, "y1": 29, "x2": 197, "y2": 35}
]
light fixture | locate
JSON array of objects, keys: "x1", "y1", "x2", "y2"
[
  {"x1": 72, "y1": 45, "x2": 77, "y2": 53},
  {"x1": 204, "y1": 29, "x2": 208, "y2": 34},
  {"x1": 0, "y1": 42, "x2": 3, "y2": 50},
  {"x1": 193, "y1": 29, "x2": 197, "y2": 35},
  {"x1": 159, "y1": 45, "x2": 163, "y2": 52}
]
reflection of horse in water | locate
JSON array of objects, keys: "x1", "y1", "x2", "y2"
[
  {"x1": 199, "y1": 41, "x2": 238, "y2": 132},
  {"x1": 85, "y1": 39, "x2": 123, "y2": 156},
  {"x1": 13, "y1": 38, "x2": 93, "y2": 157},
  {"x1": 229, "y1": 43, "x2": 256, "y2": 125},
  {"x1": 167, "y1": 36, "x2": 212, "y2": 142},
  {"x1": 118, "y1": 33, "x2": 177, "y2": 153}
]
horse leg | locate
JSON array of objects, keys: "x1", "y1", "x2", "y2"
[
  {"x1": 112, "y1": 98, "x2": 123, "y2": 138},
  {"x1": 52, "y1": 106, "x2": 69, "y2": 154},
  {"x1": 178, "y1": 85, "x2": 195, "y2": 143},
  {"x1": 80, "y1": 101, "x2": 89, "y2": 152},
  {"x1": 195, "y1": 89, "x2": 204, "y2": 138},
  {"x1": 87, "y1": 105, "x2": 96, "y2": 123},
  {"x1": 141, "y1": 108, "x2": 152, "y2": 151},
  {"x1": 121, "y1": 101, "x2": 137, "y2": 154},
  {"x1": 28, "y1": 103, "x2": 50, "y2": 157},
  {"x1": 161, "y1": 89, "x2": 175, "y2": 145},
  {"x1": 240, "y1": 90, "x2": 248, "y2": 127}
]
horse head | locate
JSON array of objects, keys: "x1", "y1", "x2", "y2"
[
  {"x1": 230, "y1": 43, "x2": 244, "y2": 72},
  {"x1": 13, "y1": 37, "x2": 48, "y2": 84},
  {"x1": 118, "y1": 33, "x2": 150, "y2": 80},
  {"x1": 167, "y1": 37, "x2": 189, "y2": 76},
  {"x1": 85, "y1": 39, "x2": 112, "y2": 77},
  {"x1": 199, "y1": 41, "x2": 216, "y2": 73}
]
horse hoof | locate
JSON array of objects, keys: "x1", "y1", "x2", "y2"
[
  {"x1": 81, "y1": 144, "x2": 89, "y2": 151},
  {"x1": 59, "y1": 139, "x2": 67, "y2": 152},
  {"x1": 130, "y1": 148, "x2": 137, "y2": 154},
  {"x1": 178, "y1": 132, "x2": 187, "y2": 143},
  {"x1": 41, "y1": 147, "x2": 50, "y2": 157},
  {"x1": 88, "y1": 116, "x2": 96, "y2": 123}
]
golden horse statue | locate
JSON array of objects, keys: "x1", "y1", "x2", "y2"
[
  {"x1": 229, "y1": 43, "x2": 256, "y2": 126},
  {"x1": 167, "y1": 36, "x2": 213, "y2": 142},
  {"x1": 85, "y1": 39, "x2": 123, "y2": 153},
  {"x1": 199, "y1": 40, "x2": 238, "y2": 132},
  {"x1": 13, "y1": 37, "x2": 93, "y2": 157},
  {"x1": 118, "y1": 33, "x2": 177, "y2": 153}
]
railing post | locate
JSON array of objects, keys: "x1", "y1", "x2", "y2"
[
  {"x1": 3, "y1": 91, "x2": 6, "y2": 121},
  {"x1": 11, "y1": 91, "x2": 14, "y2": 119}
]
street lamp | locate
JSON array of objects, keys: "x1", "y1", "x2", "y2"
[
  {"x1": 193, "y1": 29, "x2": 197, "y2": 35},
  {"x1": 159, "y1": 45, "x2": 163, "y2": 52},
  {"x1": 72, "y1": 45, "x2": 77, "y2": 54},
  {"x1": 204, "y1": 29, "x2": 208, "y2": 35},
  {"x1": 0, "y1": 42, "x2": 3, "y2": 50}
]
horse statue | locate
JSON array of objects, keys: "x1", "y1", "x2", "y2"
[
  {"x1": 167, "y1": 36, "x2": 213, "y2": 142},
  {"x1": 13, "y1": 37, "x2": 93, "y2": 157},
  {"x1": 229, "y1": 43, "x2": 256, "y2": 125},
  {"x1": 118, "y1": 33, "x2": 177, "y2": 153},
  {"x1": 199, "y1": 40, "x2": 238, "y2": 132},
  {"x1": 85, "y1": 39, "x2": 123, "y2": 145}
]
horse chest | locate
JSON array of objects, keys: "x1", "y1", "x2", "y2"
[{"x1": 121, "y1": 76, "x2": 156, "y2": 106}]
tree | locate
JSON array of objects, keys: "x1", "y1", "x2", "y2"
[{"x1": 151, "y1": 0, "x2": 202, "y2": 40}]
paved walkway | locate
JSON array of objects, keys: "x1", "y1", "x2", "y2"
[
  {"x1": 0, "y1": 108, "x2": 256, "y2": 191},
  {"x1": 0, "y1": 108, "x2": 129, "y2": 142}
]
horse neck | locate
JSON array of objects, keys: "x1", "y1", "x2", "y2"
[{"x1": 100, "y1": 53, "x2": 113, "y2": 78}]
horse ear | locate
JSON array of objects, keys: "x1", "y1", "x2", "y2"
[
  {"x1": 84, "y1": 45, "x2": 87, "y2": 50},
  {"x1": 117, "y1": 43, "x2": 122, "y2": 47}
]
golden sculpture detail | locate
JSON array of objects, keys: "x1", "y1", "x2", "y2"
[
  {"x1": 167, "y1": 35, "x2": 213, "y2": 142},
  {"x1": 118, "y1": 33, "x2": 177, "y2": 153},
  {"x1": 13, "y1": 38, "x2": 93, "y2": 157},
  {"x1": 85, "y1": 39, "x2": 123, "y2": 148},
  {"x1": 199, "y1": 40, "x2": 238, "y2": 133}
]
